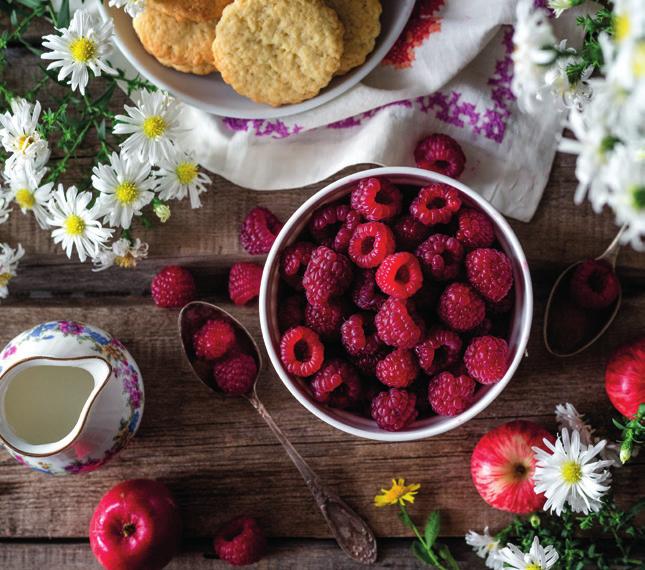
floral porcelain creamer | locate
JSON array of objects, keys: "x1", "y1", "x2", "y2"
[{"x1": 0, "y1": 321, "x2": 144, "y2": 475}]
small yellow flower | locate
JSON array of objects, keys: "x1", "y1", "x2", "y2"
[{"x1": 374, "y1": 478, "x2": 421, "y2": 507}]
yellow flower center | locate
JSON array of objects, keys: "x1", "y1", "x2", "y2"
[
  {"x1": 615, "y1": 14, "x2": 630, "y2": 42},
  {"x1": 526, "y1": 564, "x2": 542, "y2": 570},
  {"x1": 64, "y1": 214, "x2": 86, "y2": 236},
  {"x1": 142, "y1": 115, "x2": 167, "y2": 139},
  {"x1": 634, "y1": 41, "x2": 645, "y2": 78},
  {"x1": 0, "y1": 273, "x2": 13, "y2": 287},
  {"x1": 176, "y1": 162, "x2": 198, "y2": 185},
  {"x1": 115, "y1": 254, "x2": 136, "y2": 269},
  {"x1": 15, "y1": 188, "x2": 35, "y2": 209},
  {"x1": 115, "y1": 181, "x2": 138, "y2": 205},
  {"x1": 17, "y1": 134, "x2": 34, "y2": 152},
  {"x1": 561, "y1": 460, "x2": 583, "y2": 484},
  {"x1": 69, "y1": 37, "x2": 97, "y2": 63}
]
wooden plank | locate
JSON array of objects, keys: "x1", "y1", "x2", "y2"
[{"x1": 0, "y1": 293, "x2": 642, "y2": 539}]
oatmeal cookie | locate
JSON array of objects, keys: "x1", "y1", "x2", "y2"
[{"x1": 148, "y1": 0, "x2": 232, "y2": 22}]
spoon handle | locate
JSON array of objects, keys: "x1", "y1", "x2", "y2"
[{"x1": 246, "y1": 393, "x2": 378, "y2": 565}]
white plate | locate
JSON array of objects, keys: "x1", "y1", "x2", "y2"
[{"x1": 98, "y1": 1, "x2": 416, "y2": 119}]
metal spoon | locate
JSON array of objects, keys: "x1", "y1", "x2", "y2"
[
  {"x1": 178, "y1": 301, "x2": 378, "y2": 565},
  {"x1": 543, "y1": 225, "x2": 626, "y2": 357}
]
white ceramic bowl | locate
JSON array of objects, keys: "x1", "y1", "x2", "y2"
[
  {"x1": 99, "y1": 1, "x2": 416, "y2": 119},
  {"x1": 260, "y1": 167, "x2": 533, "y2": 442}
]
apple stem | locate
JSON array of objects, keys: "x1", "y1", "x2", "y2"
[{"x1": 122, "y1": 523, "x2": 136, "y2": 538}]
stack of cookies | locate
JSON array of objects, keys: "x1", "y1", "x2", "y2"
[{"x1": 132, "y1": 0, "x2": 382, "y2": 107}]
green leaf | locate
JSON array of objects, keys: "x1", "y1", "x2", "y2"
[
  {"x1": 56, "y1": 0, "x2": 70, "y2": 28},
  {"x1": 438, "y1": 544, "x2": 460, "y2": 570},
  {"x1": 424, "y1": 511, "x2": 441, "y2": 548},
  {"x1": 411, "y1": 541, "x2": 434, "y2": 566},
  {"x1": 15, "y1": 0, "x2": 42, "y2": 9}
]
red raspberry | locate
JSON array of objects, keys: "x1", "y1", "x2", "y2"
[
  {"x1": 308, "y1": 202, "x2": 358, "y2": 249},
  {"x1": 351, "y1": 348, "x2": 388, "y2": 377},
  {"x1": 375, "y1": 252, "x2": 423, "y2": 298},
  {"x1": 311, "y1": 359, "x2": 362, "y2": 409},
  {"x1": 193, "y1": 319, "x2": 236, "y2": 360},
  {"x1": 229, "y1": 263, "x2": 263, "y2": 305},
  {"x1": 375, "y1": 297, "x2": 425, "y2": 348},
  {"x1": 464, "y1": 335, "x2": 510, "y2": 385},
  {"x1": 348, "y1": 222, "x2": 396, "y2": 268},
  {"x1": 340, "y1": 313, "x2": 381, "y2": 356},
  {"x1": 409, "y1": 183, "x2": 461, "y2": 226},
  {"x1": 370, "y1": 388, "x2": 418, "y2": 431},
  {"x1": 470, "y1": 317, "x2": 493, "y2": 338},
  {"x1": 239, "y1": 207, "x2": 283, "y2": 254},
  {"x1": 415, "y1": 328, "x2": 462, "y2": 375},
  {"x1": 428, "y1": 372, "x2": 476, "y2": 416},
  {"x1": 350, "y1": 177, "x2": 402, "y2": 221},
  {"x1": 212, "y1": 351, "x2": 257, "y2": 394},
  {"x1": 280, "y1": 241, "x2": 315, "y2": 290},
  {"x1": 352, "y1": 269, "x2": 386, "y2": 311},
  {"x1": 279, "y1": 326, "x2": 324, "y2": 377},
  {"x1": 302, "y1": 246, "x2": 353, "y2": 308},
  {"x1": 438, "y1": 283, "x2": 485, "y2": 332},
  {"x1": 415, "y1": 234, "x2": 464, "y2": 281},
  {"x1": 455, "y1": 208, "x2": 495, "y2": 249},
  {"x1": 569, "y1": 259, "x2": 620, "y2": 309},
  {"x1": 278, "y1": 295, "x2": 304, "y2": 332},
  {"x1": 392, "y1": 215, "x2": 429, "y2": 251},
  {"x1": 214, "y1": 516, "x2": 266, "y2": 566},
  {"x1": 376, "y1": 349, "x2": 419, "y2": 388},
  {"x1": 414, "y1": 133, "x2": 466, "y2": 178},
  {"x1": 151, "y1": 265, "x2": 196, "y2": 308},
  {"x1": 305, "y1": 299, "x2": 344, "y2": 339},
  {"x1": 333, "y1": 209, "x2": 362, "y2": 253},
  {"x1": 465, "y1": 248, "x2": 513, "y2": 303},
  {"x1": 487, "y1": 291, "x2": 514, "y2": 315}
]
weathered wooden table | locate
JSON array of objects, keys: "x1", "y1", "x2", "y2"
[{"x1": 1, "y1": 19, "x2": 644, "y2": 570}]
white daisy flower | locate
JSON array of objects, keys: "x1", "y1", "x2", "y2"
[
  {"x1": 113, "y1": 90, "x2": 184, "y2": 166},
  {"x1": 92, "y1": 238, "x2": 149, "y2": 272},
  {"x1": 497, "y1": 537, "x2": 559, "y2": 570},
  {"x1": 605, "y1": 144, "x2": 645, "y2": 251},
  {"x1": 45, "y1": 184, "x2": 113, "y2": 263},
  {"x1": 0, "y1": 191, "x2": 12, "y2": 224},
  {"x1": 41, "y1": 9, "x2": 117, "y2": 95},
  {"x1": 0, "y1": 242, "x2": 25, "y2": 299},
  {"x1": 543, "y1": 43, "x2": 593, "y2": 110},
  {"x1": 92, "y1": 151, "x2": 157, "y2": 230},
  {"x1": 613, "y1": 0, "x2": 645, "y2": 45},
  {"x1": 4, "y1": 161, "x2": 54, "y2": 229},
  {"x1": 108, "y1": 0, "x2": 146, "y2": 18},
  {"x1": 465, "y1": 528, "x2": 503, "y2": 569},
  {"x1": 0, "y1": 98, "x2": 49, "y2": 168},
  {"x1": 155, "y1": 152, "x2": 211, "y2": 209},
  {"x1": 511, "y1": 0, "x2": 559, "y2": 113},
  {"x1": 533, "y1": 428, "x2": 614, "y2": 516}
]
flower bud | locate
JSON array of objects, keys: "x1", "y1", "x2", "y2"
[{"x1": 153, "y1": 202, "x2": 171, "y2": 223}]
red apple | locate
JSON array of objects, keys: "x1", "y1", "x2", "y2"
[
  {"x1": 605, "y1": 336, "x2": 645, "y2": 418},
  {"x1": 90, "y1": 479, "x2": 181, "y2": 570},
  {"x1": 471, "y1": 420, "x2": 555, "y2": 514}
]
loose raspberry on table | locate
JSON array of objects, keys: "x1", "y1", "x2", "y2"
[
  {"x1": 438, "y1": 283, "x2": 485, "y2": 332},
  {"x1": 348, "y1": 222, "x2": 396, "y2": 268},
  {"x1": 414, "y1": 133, "x2": 466, "y2": 179},
  {"x1": 465, "y1": 248, "x2": 513, "y2": 303},
  {"x1": 305, "y1": 299, "x2": 344, "y2": 339},
  {"x1": 410, "y1": 183, "x2": 461, "y2": 226},
  {"x1": 340, "y1": 313, "x2": 381, "y2": 356},
  {"x1": 302, "y1": 246, "x2": 353, "y2": 308},
  {"x1": 428, "y1": 372, "x2": 476, "y2": 416},
  {"x1": 229, "y1": 263, "x2": 263, "y2": 305},
  {"x1": 415, "y1": 328, "x2": 463, "y2": 375},
  {"x1": 239, "y1": 207, "x2": 283, "y2": 255},
  {"x1": 464, "y1": 335, "x2": 510, "y2": 385},
  {"x1": 212, "y1": 351, "x2": 257, "y2": 394},
  {"x1": 333, "y1": 209, "x2": 362, "y2": 253},
  {"x1": 279, "y1": 326, "x2": 324, "y2": 377},
  {"x1": 569, "y1": 259, "x2": 620, "y2": 309},
  {"x1": 311, "y1": 359, "x2": 362, "y2": 409},
  {"x1": 415, "y1": 234, "x2": 464, "y2": 281},
  {"x1": 392, "y1": 215, "x2": 429, "y2": 251},
  {"x1": 375, "y1": 252, "x2": 423, "y2": 298},
  {"x1": 193, "y1": 319, "x2": 236, "y2": 361},
  {"x1": 308, "y1": 202, "x2": 355, "y2": 247},
  {"x1": 375, "y1": 297, "x2": 425, "y2": 348},
  {"x1": 151, "y1": 265, "x2": 196, "y2": 308},
  {"x1": 352, "y1": 269, "x2": 386, "y2": 311},
  {"x1": 350, "y1": 177, "x2": 402, "y2": 221},
  {"x1": 214, "y1": 516, "x2": 267, "y2": 566},
  {"x1": 278, "y1": 295, "x2": 304, "y2": 332},
  {"x1": 370, "y1": 388, "x2": 418, "y2": 431},
  {"x1": 455, "y1": 208, "x2": 495, "y2": 249},
  {"x1": 376, "y1": 349, "x2": 419, "y2": 388},
  {"x1": 280, "y1": 241, "x2": 315, "y2": 290}
]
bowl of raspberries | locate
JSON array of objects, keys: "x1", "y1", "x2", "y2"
[{"x1": 259, "y1": 167, "x2": 532, "y2": 441}]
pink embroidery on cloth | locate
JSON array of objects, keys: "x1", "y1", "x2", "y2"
[{"x1": 222, "y1": 118, "x2": 304, "y2": 138}]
